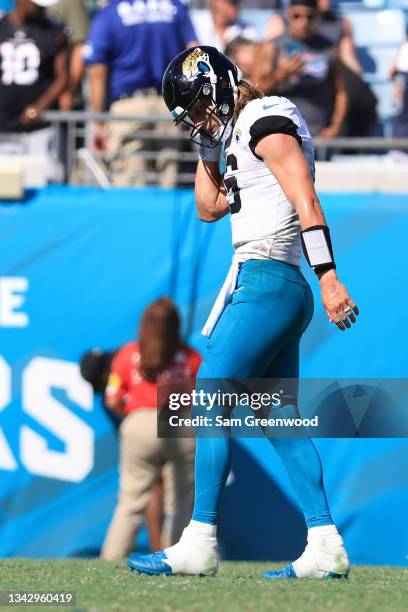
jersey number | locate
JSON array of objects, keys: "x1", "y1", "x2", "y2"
[
  {"x1": 224, "y1": 154, "x2": 241, "y2": 214},
  {"x1": 0, "y1": 42, "x2": 40, "y2": 86}
]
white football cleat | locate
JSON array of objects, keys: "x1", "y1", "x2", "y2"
[
  {"x1": 263, "y1": 525, "x2": 350, "y2": 580},
  {"x1": 129, "y1": 521, "x2": 219, "y2": 576}
]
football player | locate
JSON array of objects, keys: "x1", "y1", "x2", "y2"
[{"x1": 128, "y1": 46, "x2": 359, "y2": 579}]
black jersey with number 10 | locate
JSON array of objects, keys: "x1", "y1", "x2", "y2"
[{"x1": 0, "y1": 15, "x2": 67, "y2": 132}]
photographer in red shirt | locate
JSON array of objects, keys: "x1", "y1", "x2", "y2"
[{"x1": 101, "y1": 297, "x2": 200, "y2": 560}]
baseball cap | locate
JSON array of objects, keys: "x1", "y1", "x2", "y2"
[{"x1": 30, "y1": 0, "x2": 60, "y2": 7}]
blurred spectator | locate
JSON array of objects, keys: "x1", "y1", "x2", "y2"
[
  {"x1": 390, "y1": 40, "x2": 408, "y2": 139},
  {"x1": 267, "y1": 0, "x2": 362, "y2": 76},
  {"x1": 225, "y1": 35, "x2": 258, "y2": 80},
  {"x1": 84, "y1": 0, "x2": 198, "y2": 187},
  {"x1": 47, "y1": 0, "x2": 89, "y2": 110},
  {"x1": 0, "y1": 0, "x2": 68, "y2": 175},
  {"x1": 80, "y1": 346, "x2": 165, "y2": 552},
  {"x1": 266, "y1": 0, "x2": 377, "y2": 137},
  {"x1": 194, "y1": 0, "x2": 259, "y2": 52},
  {"x1": 341, "y1": 62, "x2": 377, "y2": 138},
  {"x1": 253, "y1": 0, "x2": 347, "y2": 138},
  {"x1": 101, "y1": 297, "x2": 200, "y2": 560},
  {"x1": 389, "y1": 40, "x2": 408, "y2": 162}
]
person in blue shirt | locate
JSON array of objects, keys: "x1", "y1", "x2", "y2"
[{"x1": 84, "y1": 0, "x2": 198, "y2": 187}]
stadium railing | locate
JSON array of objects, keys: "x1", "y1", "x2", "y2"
[{"x1": 41, "y1": 110, "x2": 408, "y2": 188}]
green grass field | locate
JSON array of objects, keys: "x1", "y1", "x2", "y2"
[{"x1": 0, "y1": 560, "x2": 407, "y2": 612}]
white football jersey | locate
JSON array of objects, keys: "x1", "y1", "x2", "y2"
[{"x1": 223, "y1": 95, "x2": 315, "y2": 267}]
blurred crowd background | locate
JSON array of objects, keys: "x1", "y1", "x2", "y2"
[{"x1": 0, "y1": 0, "x2": 407, "y2": 191}]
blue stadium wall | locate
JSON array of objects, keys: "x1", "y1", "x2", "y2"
[{"x1": 0, "y1": 186, "x2": 407, "y2": 566}]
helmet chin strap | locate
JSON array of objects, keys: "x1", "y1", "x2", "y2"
[
  {"x1": 210, "y1": 72, "x2": 217, "y2": 104},
  {"x1": 220, "y1": 119, "x2": 233, "y2": 143},
  {"x1": 228, "y1": 68, "x2": 241, "y2": 103}
]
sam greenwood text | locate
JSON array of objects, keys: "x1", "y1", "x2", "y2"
[{"x1": 168, "y1": 415, "x2": 319, "y2": 428}]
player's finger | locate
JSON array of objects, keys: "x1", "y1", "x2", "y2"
[
  {"x1": 342, "y1": 303, "x2": 357, "y2": 324},
  {"x1": 339, "y1": 310, "x2": 351, "y2": 329},
  {"x1": 330, "y1": 311, "x2": 346, "y2": 330},
  {"x1": 333, "y1": 314, "x2": 346, "y2": 331},
  {"x1": 336, "y1": 301, "x2": 353, "y2": 327},
  {"x1": 346, "y1": 300, "x2": 359, "y2": 317}
]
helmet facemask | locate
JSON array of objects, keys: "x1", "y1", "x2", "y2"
[
  {"x1": 163, "y1": 47, "x2": 241, "y2": 149},
  {"x1": 171, "y1": 83, "x2": 232, "y2": 149}
]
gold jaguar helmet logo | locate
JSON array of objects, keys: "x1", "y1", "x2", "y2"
[{"x1": 182, "y1": 47, "x2": 213, "y2": 80}]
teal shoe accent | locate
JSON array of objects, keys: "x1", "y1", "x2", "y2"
[
  {"x1": 128, "y1": 551, "x2": 172, "y2": 576},
  {"x1": 263, "y1": 563, "x2": 297, "y2": 579}
]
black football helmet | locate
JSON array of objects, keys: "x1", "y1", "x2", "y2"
[{"x1": 162, "y1": 46, "x2": 241, "y2": 148}]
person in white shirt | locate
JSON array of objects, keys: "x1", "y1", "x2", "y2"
[{"x1": 193, "y1": 0, "x2": 259, "y2": 52}]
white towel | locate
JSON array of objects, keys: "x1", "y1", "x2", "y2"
[{"x1": 202, "y1": 257, "x2": 241, "y2": 337}]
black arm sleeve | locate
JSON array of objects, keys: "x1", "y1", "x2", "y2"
[{"x1": 249, "y1": 115, "x2": 302, "y2": 159}]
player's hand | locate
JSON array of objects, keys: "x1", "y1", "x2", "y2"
[
  {"x1": 91, "y1": 122, "x2": 107, "y2": 152},
  {"x1": 277, "y1": 53, "x2": 304, "y2": 80},
  {"x1": 20, "y1": 105, "x2": 42, "y2": 125},
  {"x1": 319, "y1": 269, "x2": 359, "y2": 331}
]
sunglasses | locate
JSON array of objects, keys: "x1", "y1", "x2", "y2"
[{"x1": 292, "y1": 12, "x2": 316, "y2": 20}]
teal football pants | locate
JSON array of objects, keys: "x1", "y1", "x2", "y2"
[{"x1": 192, "y1": 258, "x2": 333, "y2": 528}]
